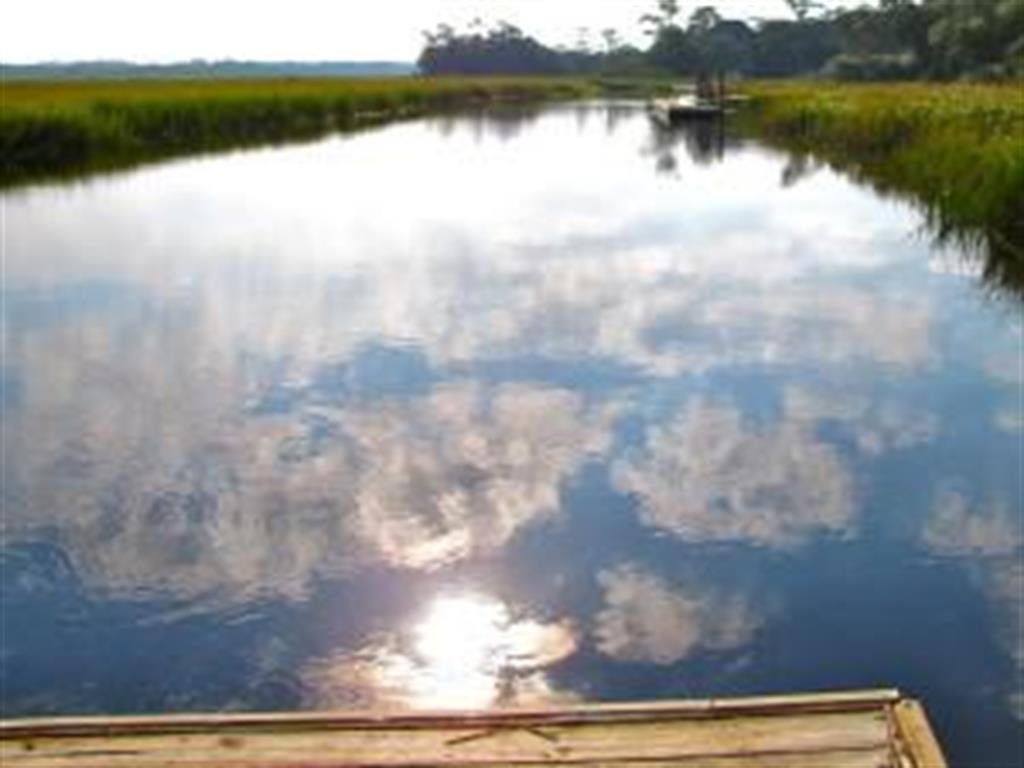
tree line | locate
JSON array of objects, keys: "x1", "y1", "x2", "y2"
[{"x1": 417, "y1": 0, "x2": 1024, "y2": 81}]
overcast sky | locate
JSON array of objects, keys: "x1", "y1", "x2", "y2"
[{"x1": 5, "y1": 0, "x2": 863, "y2": 63}]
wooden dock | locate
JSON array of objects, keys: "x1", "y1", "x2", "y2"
[{"x1": 0, "y1": 689, "x2": 946, "y2": 767}]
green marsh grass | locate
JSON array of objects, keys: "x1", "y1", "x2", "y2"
[
  {"x1": 740, "y1": 81, "x2": 1024, "y2": 296},
  {"x1": 0, "y1": 77, "x2": 597, "y2": 183}
]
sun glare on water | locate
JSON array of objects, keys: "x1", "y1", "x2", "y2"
[
  {"x1": 407, "y1": 594, "x2": 513, "y2": 708},
  {"x1": 312, "y1": 592, "x2": 577, "y2": 710}
]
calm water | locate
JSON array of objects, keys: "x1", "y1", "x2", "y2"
[{"x1": 2, "y1": 103, "x2": 1021, "y2": 766}]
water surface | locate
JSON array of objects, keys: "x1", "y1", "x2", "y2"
[{"x1": 2, "y1": 103, "x2": 1021, "y2": 766}]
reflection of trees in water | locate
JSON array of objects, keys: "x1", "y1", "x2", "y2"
[
  {"x1": 429, "y1": 105, "x2": 545, "y2": 144},
  {"x1": 780, "y1": 152, "x2": 820, "y2": 188},
  {"x1": 641, "y1": 118, "x2": 738, "y2": 175},
  {"x1": 768, "y1": 142, "x2": 1024, "y2": 302},
  {"x1": 928, "y1": 220, "x2": 1024, "y2": 303},
  {"x1": 575, "y1": 103, "x2": 647, "y2": 135},
  {"x1": 573, "y1": 105, "x2": 590, "y2": 133},
  {"x1": 603, "y1": 103, "x2": 636, "y2": 136},
  {"x1": 430, "y1": 102, "x2": 640, "y2": 144},
  {"x1": 875, "y1": 176, "x2": 1024, "y2": 302}
]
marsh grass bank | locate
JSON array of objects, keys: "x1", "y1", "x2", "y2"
[
  {"x1": 0, "y1": 77, "x2": 605, "y2": 184},
  {"x1": 739, "y1": 82, "x2": 1024, "y2": 295},
  {"x1": 4, "y1": 77, "x2": 1021, "y2": 297}
]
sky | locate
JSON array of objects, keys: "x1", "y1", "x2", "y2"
[{"x1": 4, "y1": 0, "x2": 862, "y2": 64}]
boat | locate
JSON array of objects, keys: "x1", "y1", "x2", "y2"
[
  {"x1": 0, "y1": 688, "x2": 947, "y2": 766},
  {"x1": 650, "y1": 94, "x2": 725, "y2": 125}
]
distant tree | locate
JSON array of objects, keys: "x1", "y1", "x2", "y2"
[
  {"x1": 422, "y1": 23, "x2": 456, "y2": 48},
  {"x1": 417, "y1": 0, "x2": 1023, "y2": 81},
  {"x1": 752, "y1": 18, "x2": 839, "y2": 76},
  {"x1": 641, "y1": 4, "x2": 759, "y2": 77},
  {"x1": 923, "y1": 0, "x2": 1024, "y2": 78},
  {"x1": 599, "y1": 44, "x2": 654, "y2": 76},
  {"x1": 705, "y1": 20, "x2": 756, "y2": 74},
  {"x1": 648, "y1": 24, "x2": 701, "y2": 75},
  {"x1": 601, "y1": 28, "x2": 623, "y2": 53},
  {"x1": 881, "y1": 0, "x2": 931, "y2": 64},
  {"x1": 834, "y1": 7, "x2": 900, "y2": 55},
  {"x1": 997, "y1": 0, "x2": 1024, "y2": 75},
  {"x1": 640, "y1": 0, "x2": 681, "y2": 36},
  {"x1": 575, "y1": 26, "x2": 594, "y2": 54},
  {"x1": 417, "y1": 20, "x2": 563, "y2": 75},
  {"x1": 684, "y1": 8, "x2": 757, "y2": 76},
  {"x1": 688, "y1": 6, "x2": 722, "y2": 36},
  {"x1": 784, "y1": 0, "x2": 824, "y2": 23}
]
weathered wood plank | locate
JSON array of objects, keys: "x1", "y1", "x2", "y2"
[
  {"x1": 0, "y1": 712, "x2": 890, "y2": 765},
  {"x1": 0, "y1": 690, "x2": 943, "y2": 768},
  {"x1": 0, "y1": 749, "x2": 895, "y2": 768},
  {"x1": 891, "y1": 700, "x2": 947, "y2": 768},
  {"x1": 0, "y1": 689, "x2": 901, "y2": 739}
]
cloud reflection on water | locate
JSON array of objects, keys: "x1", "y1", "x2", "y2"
[
  {"x1": 1, "y1": 105, "x2": 1020, "y2": 733},
  {"x1": 924, "y1": 489, "x2": 1020, "y2": 558},
  {"x1": 3, "y1": 379, "x2": 614, "y2": 598},
  {"x1": 338, "y1": 382, "x2": 615, "y2": 570},
  {"x1": 594, "y1": 564, "x2": 761, "y2": 665},
  {"x1": 1, "y1": 106, "x2": 950, "y2": 599},
  {"x1": 922, "y1": 487, "x2": 1023, "y2": 719},
  {"x1": 614, "y1": 399, "x2": 855, "y2": 549},
  {"x1": 783, "y1": 385, "x2": 939, "y2": 456}
]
